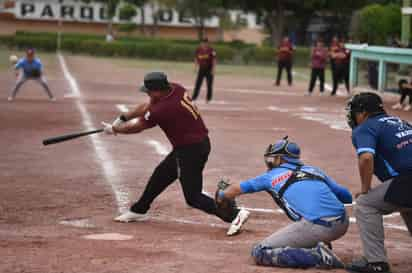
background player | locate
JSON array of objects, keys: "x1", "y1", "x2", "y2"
[
  {"x1": 307, "y1": 39, "x2": 328, "y2": 95},
  {"x1": 330, "y1": 39, "x2": 350, "y2": 96},
  {"x1": 102, "y1": 71, "x2": 249, "y2": 235},
  {"x1": 346, "y1": 93, "x2": 412, "y2": 273},
  {"x1": 8, "y1": 48, "x2": 55, "y2": 101},
  {"x1": 192, "y1": 38, "x2": 216, "y2": 103},
  {"x1": 275, "y1": 36, "x2": 294, "y2": 86},
  {"x1": 216, "y1": 137, "x2": 352, "y2": 268},
  {"x1": 392, "y1": 74, "x2": 412, "y2": 111}
]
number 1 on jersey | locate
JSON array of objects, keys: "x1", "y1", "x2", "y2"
[{"x1": 181, "y1": 94, "x2": 200, "y2": 120}]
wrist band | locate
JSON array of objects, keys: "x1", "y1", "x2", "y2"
[
  {"x1": 119, "y1": 114, "x2": 127, "y2": 122},
  {"x1": 218, "y1": 190, "x2": 225, "y2": 199}
]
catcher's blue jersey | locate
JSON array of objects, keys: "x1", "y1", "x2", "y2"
[
  {"x1": 352, "y1": 113, "x2": 412, "y2": 182},
  {"x1": 15, "y1": 58, "x2": 43, "y2": 77},
  {"x1": 240, "y1": 163, "x2": 352, "y2": 222}
]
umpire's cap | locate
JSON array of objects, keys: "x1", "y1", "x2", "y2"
[
  {"x1": 139, "y1": 72, "x2": 170, "y2": 93},
  {"x1": 346, "y1": 92, "x2": 385, "y2": 129},
  {"x1": 265, "y1": 136, "x2": 302, "y2": 165}
]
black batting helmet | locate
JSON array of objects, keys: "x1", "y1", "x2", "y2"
[
  {"x1": 346, "y1": 92, "x2": 385, "y2": 129},
  {"x1": 139, "y1": 72, "x2": 170, "y2": 93}
]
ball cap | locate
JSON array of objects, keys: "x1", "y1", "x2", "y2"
[{"x1": 139, "y1": 72, "x2": 170, "y2": 93}]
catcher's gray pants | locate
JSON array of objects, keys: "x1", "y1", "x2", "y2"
[
  {"x1": 260, "y1": 215, "x2": 349, "y2": 249},
  {"x1": 355, "y1": 180, "x2": 412, "y2": 263},
  {"x1": 10, "y1": 74, "x2": 54, "y2": 99}
]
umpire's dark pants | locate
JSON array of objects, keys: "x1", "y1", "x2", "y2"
[
  {"x1": 192, "y1": 67, "x2": 214, "y2": 102},
  {"x1": 276, "y1": 60, "x2": 292, "y2": 86},
  {"x1": 308, "y1": 68, "x2": 325, "y2": 93},
  {"x1": 130, "y1": 137, "x2": 230, "y2": 221}
]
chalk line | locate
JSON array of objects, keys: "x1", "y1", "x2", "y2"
[{"x1": 58, "y1": 53, "x2": 129, "y2": 212}]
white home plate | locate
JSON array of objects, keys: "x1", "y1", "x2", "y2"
[
  {"x1": 59, "y1": 218, "x2": 95, "y2": 229},
  {"x1": 83, "y1": 233, "x2": 133, "y2": 241}
]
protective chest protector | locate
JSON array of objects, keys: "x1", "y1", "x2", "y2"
[{"x1": 268, "y1": 165, "x2": 327, "y2": 221}]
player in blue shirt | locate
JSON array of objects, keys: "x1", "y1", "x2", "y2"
[
  {"x1": 216, "y1": 137, "x2": 352, "y2": 269},
  {"x1": 8, "y1": 48, "x2": 55, "y2": 101},
  {"x1": 346, "y1": 92, "x2": 412, "y2": 273}
]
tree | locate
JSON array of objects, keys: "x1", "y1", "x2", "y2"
[
  {"x1": 82, "y1": 0, "x2": 147, "y2": 36},
  {"x1": 118, "y1": 3, "x2": 138, "y2": 35},
  {"x1": 159, "y1": 0, "x2": 224, "y2": 40},
  {"x1": 355, "y1": 3, "x2": 401, "y2": 45},
  {"x1": 237, "y1": 0, "x2": 380, "y2": 46}
]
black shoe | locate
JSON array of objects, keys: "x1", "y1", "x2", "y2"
[
  {"x1": 330, "y1": 92, "x2": 336, "y2": 96},
  {"x1": 346, "y1": 258, "x2": 391, "y2": 273}
]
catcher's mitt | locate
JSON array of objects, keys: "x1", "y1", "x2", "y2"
[
  {"x1": 215, "y1": 179, "x2": 240, "y2": 223},
  {"x1": 30, "y1": 69, "x2": 41, "y2": 78}
]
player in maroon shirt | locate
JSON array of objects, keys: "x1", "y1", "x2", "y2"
[
  {"x1": 331, "y1": 39, "x2": 350, "y2": 96},
  {"x1": 192, "y1": 38, "x2": 216, "y2": 103},
  {"x1": 307, "y1": 39, "x2": 328, "y2": 95},
  {"x1": 275, "y1": 36, "x2": 294, "y2": 86},
  {"x1": 102, "y1": 72, "x2": 249, "y2": 235},
  {"x1": 329, "y1": 36, "x2": 340, "y2": 93}
]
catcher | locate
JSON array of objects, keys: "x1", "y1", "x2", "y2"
[
  {"x1": 216, "y1": 137, "x2": 353, "y2": 269},
  {"x1": 8, "y1": 48, "x2": 55, "y2": 101}
]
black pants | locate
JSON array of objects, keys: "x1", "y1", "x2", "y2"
[
  {"x1": 330, "y1": 60, "x2": 337, "y2": 88},
  {"x1": 130, "y1": 137, "x2": 230, "y2": 221},
  {"x1": 331, "y1": 63, "x2": 350, "y2": 95},
  {"x1": 308, "y1": 68, "x2": 325, "y2": 93},
  {"x1": 399, "y1": 80, "x2": 412, "y2": 104},
  {"x1": 276, "y1": 60, "x2": 292, "y2": 86},
  {"x1": 192, "y1": 67, "x2": 214, "y2": 102}
]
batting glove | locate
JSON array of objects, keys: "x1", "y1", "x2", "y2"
[{"x1": 101, "y1": 121, "x2": 116, "y2": 135}]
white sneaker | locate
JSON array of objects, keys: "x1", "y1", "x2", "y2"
[
  {"x1": 50, "y1": 97, "x2": 56, "y2": 102},
  {"x1": 227, "y1": 209, "x2": 250, "y2": 236},
  {"x1": 7, "y1": 96, "x2": 13, "y2": 101},
  {"x1": 392, "y1": 103, "x2": 402, "y2": 110},
  {"x1": 404, "y1": 104, "x2": 411, "y2": 111},
  {"x1": 114, "y1": 211, "x2": 148, "y2": 223},
  {"x1": 305, "y1": 92, "x2": 312, "y2": 96}
]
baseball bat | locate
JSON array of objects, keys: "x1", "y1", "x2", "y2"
[{"x1": 43, "y1": 128, "x2": 104, "y2": 146}]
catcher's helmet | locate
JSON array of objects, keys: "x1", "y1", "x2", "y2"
[
  {"x1": 264, "y1": 136, "x2": 302, "y2": 168},
  {"x1": 139, "y1": 72, "x2": 170, "y2": 93},
  {"x1": 346, "y1": 92, "x2": 385, "y2": 129}
]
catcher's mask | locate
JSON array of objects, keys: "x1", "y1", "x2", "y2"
[
  {"x1": 264, "y1": 136, "x2": 302, "y2": 169},
  {"x1": 346, "y1": 92, "x2": 385, "y2": 129}
]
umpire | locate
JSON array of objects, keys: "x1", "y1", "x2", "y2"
[
  {"x1": 192, "y1": 38, "x2": 216, "y2": 103},
  {"x1": 102, "y1": 72, "x2": 248, "y2": 235},
  {"x1": 346, "y1": 92, "x2": 412, "y2": 273}
]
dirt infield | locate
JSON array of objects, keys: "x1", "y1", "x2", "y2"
[{"x1": 1, "y1": 53, "x2": 411, "y2": 273}]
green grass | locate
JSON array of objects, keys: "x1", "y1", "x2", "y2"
[{"x1": 110, "y1": 57, "x2": 333, "y2": 80}]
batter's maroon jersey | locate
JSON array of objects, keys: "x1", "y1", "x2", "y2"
[
  {"x1": 195, "y1": 46, "x2": 216, "y2": 68},
  {"x1": 143, "y1": 83, "x2": 208, "y2": 148}
]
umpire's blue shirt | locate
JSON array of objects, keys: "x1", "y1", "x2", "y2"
[
  {"x1": 352, "y1": 113, "x2": 412, "y2": 181},
  {"x1": 15, "y1": 58, "x2": 43, "y2": 77},
  {"x1": 240, "y1": 163, "x2": 352, "y2": 222}
]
